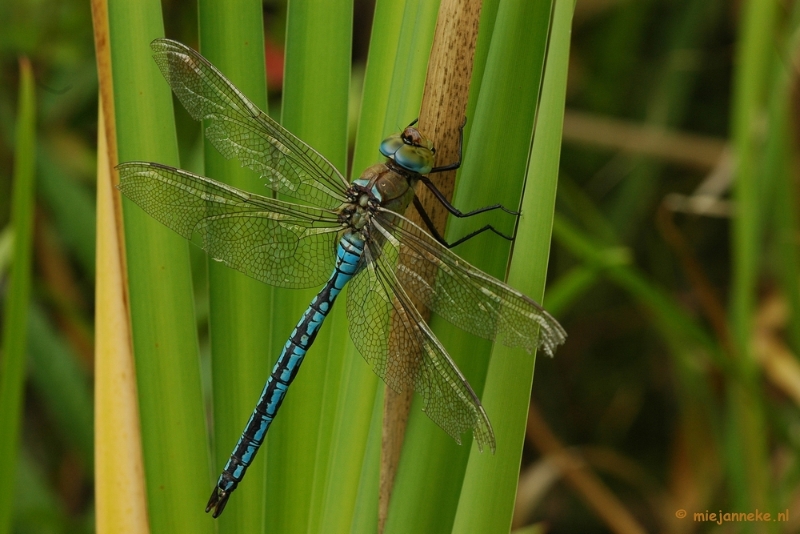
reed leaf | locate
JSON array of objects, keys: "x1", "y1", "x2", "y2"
[
  {"x1": 0, "y1": 57, "x2": 36, "y2": 534},
  {"x1": 107, "y1": 1, "x2": 212, "y2": 531}
]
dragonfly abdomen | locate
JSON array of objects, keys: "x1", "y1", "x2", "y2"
[{"x1": 206, "y1": 232, "x2": 365, "y2": 517}]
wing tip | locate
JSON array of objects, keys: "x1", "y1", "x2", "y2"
[{"x1": 473, "y1": 423, "x2": 497, "y2": 455}]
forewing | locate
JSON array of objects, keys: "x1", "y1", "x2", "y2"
[
  {"x1": 150, "y1": 38, "x2": 349, "y2": 209},
  {"x1": 346, "y1": 228, "x2": 495, "y2": 452},
  {"x1": 375, "y1": 210, "x2": 567, "y2": 357},
  {"x1": 117, "y1": 162, "x2": 342, "y2": 289}
]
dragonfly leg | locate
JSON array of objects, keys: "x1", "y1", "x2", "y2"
[
  {"x1": 418, "y1": 175, "x2": 520, "y2": 218},
  {"x1": 428, "y1": 118, "x2": 466, "y2": 174},
  {"x1": 425, "y1": 119, "x2": 519, "y2": 217},
  {"x1": 412, "y1": 196, "x2": 516, "y2": 249}
]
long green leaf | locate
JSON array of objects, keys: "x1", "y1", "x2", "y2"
[
  {"x1": 0, "y1": 57, "x2": 36, "y2": 534},
  {"x1": 727, "y1": 0, "x2": 779, "y2": 516},
  {"x1": 265, "y1": 2, "x2": 352, "y2": 533},
  {"x1": 387, "y1": 0, "x2": 555, "y2": 531},
  {"x1": 453, "y1": 0, "x2": 574, "y2": 530},
  {"x1": 108, "y1": 2, "x2": 212, "y2": 531},
  {"x1": 195, "y1": 1, "x2": 271, "y2": 531},
  {"x1": 767, "y1": 2, "x2": 800, "y2": 356},
  {"x1": 327, "y1": 2, "x2": 441, "y2": 531},
  {"x1": 342, "y1": 1, "x2": 445, "y2": 532}
]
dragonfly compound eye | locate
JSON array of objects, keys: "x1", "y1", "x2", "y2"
[
  {"x1": 393, "y1": 144, "x2": 434, "y2": 174},
  {"x1": 379, "y1": 133, "x2": 404, "y2": 159},
  {"x1": 379, "y1": 129, "x2": 435, "y2": 174}
]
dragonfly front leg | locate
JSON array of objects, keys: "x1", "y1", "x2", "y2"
[{"x1": 427, "y1": 117, "x2": 466, "y2": 174}]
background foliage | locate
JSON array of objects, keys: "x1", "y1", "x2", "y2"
[{"x1": 0, "y1": 0, "x2": 798, "y2": 532}]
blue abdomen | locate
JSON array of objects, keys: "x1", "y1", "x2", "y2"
[{"x1": 206, "y1": 231, "x2": 365, "y2": 517}]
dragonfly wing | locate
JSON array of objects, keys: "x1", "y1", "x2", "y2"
[
  {"x1": 118, "y1": 162, "x2": 342, "y2": 289},
  {"x1": 374, "y1": 210, "x2": 567, "y2": 357},
  {"x1": 346, "y1": 229, "x2": 495, "y2": 452},
  {"x1": 150, "y1": 39, "x2": 349, "y2": 209}
]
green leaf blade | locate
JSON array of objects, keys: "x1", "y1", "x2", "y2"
[
  {"x1": 108, "y1": 4, "x2": 212, "y2": 532},
  {"x1": 0, "y1": 57, "x2": 36, "y2": 534}
]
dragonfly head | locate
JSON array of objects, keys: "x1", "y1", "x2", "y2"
[{"x1": 379, "y1": 126, "x2": 435, "y2": 174}]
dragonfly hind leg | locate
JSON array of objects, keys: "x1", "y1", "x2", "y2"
[
  {"x1": 418, "y1": 120, "x2": 520, "y2": 248},
  {"x1": 425, "y1": 119, "x2": 518, "y2": 217},
  {"x1": 412, "y1": 196, "x2": 517, "y2": 249},
  {"x1": 418, "y1": 174, "x2": 520, "y2": 218}
]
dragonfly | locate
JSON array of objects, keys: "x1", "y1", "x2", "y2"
[{"x1": 117, "y1": 39, "x2": 566, "y2": 518}]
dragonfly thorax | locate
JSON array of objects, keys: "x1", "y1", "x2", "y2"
[
  {"x1": 351, "y1": 162, "x2": 418, "y2": 218},
  {"x1": 341, "y1": 181, "x2": 378, "y2": 232}
]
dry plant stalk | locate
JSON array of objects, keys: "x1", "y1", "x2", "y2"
[{"x1": 380, "y1": 0, "x2": 483, "y2": 531}]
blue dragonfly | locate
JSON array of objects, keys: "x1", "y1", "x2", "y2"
[{"x1": 117, "y1": 39, "x2": 566, "y2": 518}]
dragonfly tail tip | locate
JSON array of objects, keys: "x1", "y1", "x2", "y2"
[{"x1": 206, "y1": 487, "x2": 230, "y2": 518}]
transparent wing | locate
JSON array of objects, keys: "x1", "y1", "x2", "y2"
[
  {"x1": 346, "y1": 228, "x2": 495, "y2": 452},
  {"x1": 374, "y1": 210, "x2": 567, "y2": 357},
  {"x1": 150, "y1": 38, "x2": 349, "y2": 209},
  {"x1": 117, "y1": 162, "x2": 343, "y2": 289}
]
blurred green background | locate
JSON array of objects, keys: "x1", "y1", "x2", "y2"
[{"x1": 1, "y1": 0, "x2": 798, "y2": 532}]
